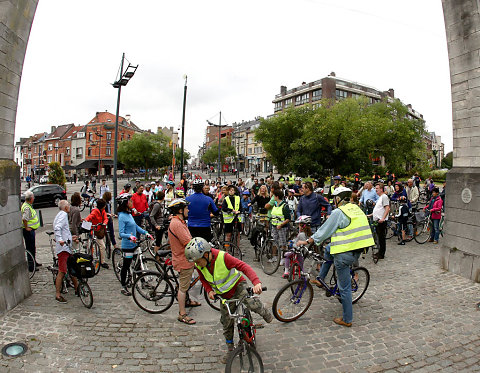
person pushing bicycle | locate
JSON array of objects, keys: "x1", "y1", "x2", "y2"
[
  {"x1": 298, "y1": 187, "x2": 374, "y2": 327},
  {"x1": 185, "y1": 237, "x2": 273, "y2": 363}
]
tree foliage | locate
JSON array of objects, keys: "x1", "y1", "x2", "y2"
[
  {"x1": 201, "y1": 137, "x2": 236, "y2": 166},
  {"x1": 118, "y1": 133, "x2": 171, "y2": 179},
  {"x1": 441, "y1": 151, "x2": 453, "y2": 169},
  {"x1": 175, "y1": 148, "x2": 191, "y2": 167},
  {"x1": 255, "y1": 98, "x2": 428, "y2": 177},
  {"x1": 48, "y1": 161, "x2": 67, "y2": 190}
]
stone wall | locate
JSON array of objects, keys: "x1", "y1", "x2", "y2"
[
  {"x1": 0, "y1": 0, "x2": 38, "y2": 312},
  {"x1": 441, "y1": 0, "x2": 480, "y2": 282}
]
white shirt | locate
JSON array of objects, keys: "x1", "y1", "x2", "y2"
[
  {"x1": 245, "y1": 178, "x2": 255, "y2": 189},
  {"x1": 99, "y1": 184, "x2": 110, "y2": 198},
  {"x1": 53, "y1": 210, "x2": 73, "y2": 255},
  {"x1": 143, "y1": 190, "x2": 154, "y2": 204},
  {"x1": 373, "y1": 193, "x2": 390, "y2": 222}
]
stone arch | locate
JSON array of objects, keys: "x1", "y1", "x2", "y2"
[{"x1": 0, "y1": 0, "x2": 479, "y2": 312}]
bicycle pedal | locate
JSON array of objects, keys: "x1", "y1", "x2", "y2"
[
  {"x1": 253, "y1": 323, "x2": 264, "y2": 329},
  {"x1": 325, "y1": 288, "x2": 333, "y2": 297}
]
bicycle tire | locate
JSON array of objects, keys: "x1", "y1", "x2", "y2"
[
  {"x1": 112, "y1": 248, "x2": 123, "y2": 283},
  {"x1": 219, "y1": 240, "x2": 243, "y2": 261},
  {"x1": 401, "y1": 222, "x2": 415, "y2": 242},
  {"x1": 79, "y1": 203, "x2": 86, "y2": 212},
  {"x1": 385, "y1": 220, "x2": 395, "y2": 239},
  {"x1": 288, "y1": 262, "x2": 302, "y2": 282},
  {"x1": 26, "y1": 251, "x2": 36, "y2": 279},
  {"x1": 272, "y1": 279, "x2": 314, "y2": 322},
  {"x1": 132, "y1": 272, "x2": 175, "y2": 314},
  {"x1": 351, "y1": 267, "x2": 370, "y2": 304},
  {"x1": 260, "y1": 240, "x2": 280, "y2": 275},
  {"x1": 243, "y1": 216, "x2": 251, "y2": 237},
  {"x1": 90, "y1": 241, "x2": 101, "y2": 274},
  {"x1": 414, "y1": 219, "x2": 431, "y2": 244},
  {"x1": 79, "y1": 281, "x2": 94, "y2": 309},
  {"x1": 137, "y1": 258, "x2": 164, "y2": 277},
  {"x1": 202, "y1": 289, "x2": 220, "y2": 312},
  {"x1": 225, "y1": 343, "x2": 264, "y2": 373}
]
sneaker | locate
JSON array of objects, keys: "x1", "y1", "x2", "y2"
[
  {"x1": 101, "y1": 263, "x2": 109, "y2": 269},
  {"x1": 35, "y1": 262, "x2": 43, "y2": 267},
  {"x1": 434, "y1": 241, "x2": 438, "y2": 244},
  {"x1": 397, "y1": 241, "x2": 405, "y2": 245},
  {"x1": 121, "y1": 287, "x2": 132, "y2": 296},
  {"x1": 272, "y1": 257, "x2": 278, "y2": 262},
  {"x1": 55, "y1": 295, "x2": 67, "y2": 304},
  {"x1": 282, "y1": 273, "x2": 289, "y2": 279},
  {"x1": 267, "y1": 258, "x2": 273, "y2": 263},
  {"x1": 262, "y1": 310, "x2": 273, "y2": 323}
]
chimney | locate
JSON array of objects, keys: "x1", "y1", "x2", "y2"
[
  {"x1": 329, "y1": 72, "x2": 336, "y2": 77},
  {"x1": 51, "y1": 126, "x2": 56, "y2": 133},
  {"x1": 280, "y1": 86, "x2": 287, "y2": 95},
  {"x1": 125, "y1": 114, "x2": 131, "y2": 123},
  {"x1": 388, "y1": 88, "x2": 395, "y2": 98},
  {"x1": 407, "y1": 104, "x2": 412, "y2": 110}
]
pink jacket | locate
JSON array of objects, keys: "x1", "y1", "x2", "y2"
[{"x1": 426, "y1": 197, "x2": 443, "y2": 220}]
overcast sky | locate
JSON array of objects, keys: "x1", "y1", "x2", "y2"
[{"x1": 15, "y1": 0, "x2": 452, "y2": 159}]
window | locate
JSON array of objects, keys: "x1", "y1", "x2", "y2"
[
  {"x1": 88, "y1": 148, "x2": 92, "y2": 156},
  {"x1": 127, "y1": 134, "x2": 130, "y2": 140},
  {"x1": 106, "y1": 147, "x2": 111, "y2": 156},
  {"x1": 47, "y1": 155, "x2": 52, "y2": 163},
  {"x1": 335, "y1": 89, "x2": 348, "y2": 100},
  {"x1": 106, "y1": 132, "x2": 112, "y2": 140},
  {"x1": 274, "y1": 102, "x2": 282, "y2": 112},
  {"x1": 48, "y1": 143, "x2": 53, "y2": 151},
  {"x1": 248, "y1": 148, "x2": 253, "y2": 154},
  {"x1": 121, "y1": 133, "x2": 124, "y2": 141},
  {"x1": 65, "y1": 147, "x2": 70, "y2": 155},
  {"x1": 89, "y1": 133, "x2": 93, "y2": 141},
  {"x1": 77, "y1": 132, "x2": 85, "y2": 138},
  {"x1": 312, "y1": 89, "x2": 322, "y2": 101},
  {"x1": 285, "y1": 98, "x2": 293, "y2": 108},
  {"x1": 295, "y1": 93, "x2": 309, "y2": 106}
]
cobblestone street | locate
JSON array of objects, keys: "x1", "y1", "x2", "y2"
[{"x1": 1, "y1": 234, "x2": 479, "y2": 372}]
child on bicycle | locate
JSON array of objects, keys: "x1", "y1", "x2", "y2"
[
  {"x1": 185, "y1": 237, "x2": 273, "y2": 364},
  {"x1": 240, "y1": 190, "x2": 252, "y2": 232},
  {"x1": 283, "y1": 215, "x2": 312, "y2": 279}
]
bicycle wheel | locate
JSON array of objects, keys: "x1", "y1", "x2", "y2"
[
  {"x1": 26, "y1": 251, "x2": 36, "y2": 279},
  {"x1": 202, "y1": 288, "x2": 220, "y2": 312},
  {"x1": 414, "y1": 219, "x2": 431, "y2": 244},
  {"x1": 403, "y1": 222, "x2": 415, "y2": 242},
  {"x1": 288, "y1": 262, "x2": 302, "y2": 282},
  {"x1": 135, "y1": 258, "x2": 164, "y2": 281},
  {"x1": 260, "y1": 240, "x2": 280, "y2": 275},
  {"x1": 385, "y1": 220, "x2": 395, "y2": 239},
  {"x1": 89, "y1": 241, "x2": 101, "y2": 274},
  {"x1": 243, "y1": 216, "x2": 251, "y2": 237},
  {"x1": 351, "y1": 267, "x2": 370, "y2": 304},
  {"x1": 78, "y1": 281, "x2": 94, "y2": 309},
  {"x1": 272, "y1": 279, "x2": 314, "y2": 322},
  {"x1": 226, "y1": 343, "x2": 264, "y2": 373},
  {"x1": 132, "y1": 272, "x2": 175, "y2": 314},
  {"x1": 112, "y1": 248, "x2": 123, "y2": 282},
  {"x1": 218, "y1": 240, "x2": 243, "y2": 261}
]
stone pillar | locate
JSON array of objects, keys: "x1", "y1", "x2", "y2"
[
  {"x1": 0, "y1": 0, "x2": 38, "y2": 312},
  {"x1": 441, "y1": 0, "x2": 480, "y2": 282}
]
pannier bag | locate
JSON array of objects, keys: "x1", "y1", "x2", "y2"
[{"x1": 67, "y1": 253, "x2": 95, "y2": 279}]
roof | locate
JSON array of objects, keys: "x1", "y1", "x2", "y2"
[
  {"x1": 63, "y1": 125, "x2": 84, "y2": 140},
  {"x1": 47, "y1": 124, "x2": 74, "y2": 140},
  {"x1": 87, "y1": 111, "x2": 141, "y2": 131}
]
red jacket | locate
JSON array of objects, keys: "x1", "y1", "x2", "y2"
[
  {"x1": 131, "y1": 192, "x2": 148, "y2": 215},
  {"x1": 426, "y1": 196, "x2": 443, "y2": 220},
  {"x1": 197, "y1": 248, "x2": 260, "y2": 299},
  {"x1": 85, "y1": 208, "x2": 108, "y2": 230}
]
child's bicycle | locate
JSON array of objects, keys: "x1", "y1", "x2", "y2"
[
  {"x1": 46, "y1": 233, "x2": 95, "y2": 308},
  {"x1": 272, "y1": 245, "x2": 370, "y2": 322},
  {"x1": 216, "y1": 286, "x2": 268, "y2": 373}
]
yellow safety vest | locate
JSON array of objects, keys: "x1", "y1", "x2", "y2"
[
  {"x1": 271, "y1": 201, "x2": 286, "y2": 226},
  {"x1": 329, "y1": 185, "x2": 336, "y2": 203},
  {"x1": 223, "y1": 196, "x2": 240, "y2": 223},
  {"x1": 196, "y1": 250, "x2": 242, "y2": 294},
  {"x1": 21, "y1": 202, "x2": 40, "y2": 230},
  {"x1": 330, "y1": 204, "x2": 374, "y2": 254}
]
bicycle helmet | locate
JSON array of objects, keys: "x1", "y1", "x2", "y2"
[
  {"x1": 124, "y1": 183, "x2": 131, "y2": 189},
  {"x1": 332, "y1": 186, "x2": 352, "y2": 201},
  {"x1": 192, "y1": 178, "x2": 204, "y2": 186},
  {"x1": 167, "y1": 198, "x2": 189, "y2": 213},
  {"x1": 333, "y1": 175, "x2": 342, "y2": 181},
  {"x1": 295, "y1": 177, "x2": 302, "y2": 181},
  {"x1": 150, "y1": 181, "x2": 156, "y2": 185},
  {"x1": 185, "y1": 237, "x2": 211, "y2": 262},
  {"x1": 167, "y1": 181, "x2": 175, "y2": 186},
  {"x1": 242, "y1": 190, "x2": 250, "y2": 195},
  {"x1": 314, "y1": 187, "x2": 324, "y2": 194},
  {"x1": 366, "y1": 199, "x2": 375, "y2": 209},
  {"x1": 295, "y1": 215, "x2": 312, "y2": 225},
  {"x1": 175, "y1": 189, "x2": 185, "y2": 197}
]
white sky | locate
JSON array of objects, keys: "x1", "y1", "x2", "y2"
[{"x1": 15, "y1": 0, "x2": 453, "y2": 159}]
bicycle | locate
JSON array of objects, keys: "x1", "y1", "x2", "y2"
[
  {"x1": 78, "y1": 222, "x2": 106, "y2": 274},
  {"x1": 414, "y1": 210, "x2": 444, "y2": 244},
  {"x1": 210, "y1": 216, "x2": 243, "y2": 260},
  {"x1": 260, "y1": 217, "x2": 286, "y2": 276},
  {"x1": 25, "y1": 249, "x2": 36, "y2": 279},
  {"x1": 218, "y1": 286, "x2": 268, "y2": 373},
  {"x1": 46, "y1": 235, "x2": 94, "y2": 308},
  {"x1": 272, "y1": 246, "x2": 370, "y2": 322},
  {"x1": 366, "y1": 219, "x2": 381, "y2": 264},
  {"x1": 131, "y1": 249, "x2": 220, "y2": 314},
  {"x1": 79, "y1": 191, "x2": 97, "y2": 212}
]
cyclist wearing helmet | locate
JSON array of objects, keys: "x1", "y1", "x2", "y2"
[
  {"x1": 297, "y1": 182, "x2": 332, "y2": 233},
  {"x1": 117, "y1": 193, "x2": 153, "y2": 296},
  {"x1": 167, "y1": 198, "x2": 199, "y2": 324},
  {"x1": 165, "y1": 181, "x2": 175, "y2": 203},
  {"x1": 186, "y1": 179, "x2": 219, "y2": 242},
  {"x1": 328, "y1": 175, "x2": 342, "y2": 204},
  {"x1": 222, "y1": 185, "x2": 244, "y2": 245},
  {"x1": 298, "y1": 187, "x2": 374, "y2": 327},
  {"x1": 185, "y1": 237, "x2": 273, "y2": 363},
  {"x1": 120, "y1": 183, "x2": 131, "y2": 195}
]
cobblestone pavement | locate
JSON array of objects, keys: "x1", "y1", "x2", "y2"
[{"x1": 1, "y1": 233, "x2": 479, "y2": 372}]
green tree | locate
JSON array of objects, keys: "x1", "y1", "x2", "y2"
[
  {"x1": 201, "y1": 137, "x2": 236, "y2": 167},
  {"x1": 118, "y1": 133, "x2": 171, "y2": 180},
  {"x1": 441, "y1": 151, "x2": 453, "y2": 169},
  {"x1": 48, "y1": 161, "x2": 67, "y2": 190},
  {"x1": 174, "y1": 148, "x2": 191, "y2": 170}
]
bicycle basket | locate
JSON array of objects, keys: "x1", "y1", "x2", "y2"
[
  {"x1": 415, "y1": 211, "x2": 426, "y2": 222},
  {"x1": 67, "y1": 253, "x2": 95, "y2": 279}
]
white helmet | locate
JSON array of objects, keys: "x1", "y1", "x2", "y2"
[
  {"x1": 295, "y1": 215, "x2": 312, "y2": 225},
  {"x1": 332, "y1": 186, "x2": 352, "y2": 201},
  {"x1": 185, "y1": 237, "x2": 211, "y2": 262}
]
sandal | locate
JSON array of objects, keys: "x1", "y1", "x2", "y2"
[
  {"x1": 185, "y1": 300, "x2": 201, "y2": 308},
  {"x1": 178, "y1": 313, "x2": 196, "y2": 325}
]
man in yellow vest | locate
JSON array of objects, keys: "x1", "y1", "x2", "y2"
[
  {"x1": 185, "y1": 237, "x2": 273, "y2": 363},
  {"x1": 21, "y1": 191, "x2": 41, "y2": 272},
  {"x1": 222, "y1": 185, "x2": 243, "y2": 247},
  {"x1": 328, "y1": 175, "x2": 342, "y2": 203},
  {"x1": 298, "y1": 187, "x2": 374, "y2": 327}
]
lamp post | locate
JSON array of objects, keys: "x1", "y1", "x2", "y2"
[
  {"x1": 180, "y1": 75, "x2": 187, "y2": 179},
  {"x1": 207, "y1": 111, "x2": 225, "y2": 181},
  {"x1": 95, "y1": 131, "x2": 103, "y2": 182},
  {"x1": 112, "y1": 53, "x2": 138, "y2": 212}
]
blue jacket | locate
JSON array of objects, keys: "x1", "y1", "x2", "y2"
[
  {"x1": 186, "y1": 192, "x2": 219, "y2": 228},
  {"x1": 241, "y1": 197, "x2": 252, "y2": 213},
  {"x1": 118, "y1": 212, "x2": 147, "y2": 249},
  {"x1": 390, "y1": 189, "x2": 411, "y2": 208},
  {"x1": 297, "y1": 192, "x2": 332, "y2": 226}
]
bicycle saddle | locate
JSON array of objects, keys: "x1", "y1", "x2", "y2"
[
  {"x1": 155, "y1": 250, "x2": 171, "y2": 258},
  {"x1": 46, "y1": 231, "x2": 55, "y2": 236}
]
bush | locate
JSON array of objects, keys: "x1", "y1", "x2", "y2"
[{"x1": 48, "y1": 162, "x2": 67, "y2": 190}]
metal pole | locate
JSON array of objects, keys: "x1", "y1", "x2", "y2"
[
  {"x1": 113, "y1": 53, "x2": 125, "y2": 213},
  {"x1": 180, "y1": 75, "x2": 187, "y2": 179},
  {"x1": 217, "y1": 111, "x2": 221, "y2": 180},
  {"x1": 98, "y1": 134, "x2": 101, "y2": 183}
]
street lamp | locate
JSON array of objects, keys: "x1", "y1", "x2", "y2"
[
  {"x1": 112, "y1": 53, "x2": 138, "y2": 211},
  {"x1": 180, "y1": 75, "x2": 187, "y2": 179},
  {"x1": 207, "y1": 111, "x2": 227, "y2": 180},
  {"x1": 93, "y1": 131, "x2": 103, "y2": 182}
]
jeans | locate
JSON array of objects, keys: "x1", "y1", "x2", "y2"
[
  {"x1": 430, "y1": 219, "x2": 440, "y2": 241},
  {"x1": 318, "y1": 244, "x2": 361, "y2": 324},
  {"x1": 23, "y1": 228, "x2": 36, "y2": 271}
]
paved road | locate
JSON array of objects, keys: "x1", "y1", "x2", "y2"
[{"x1": 1, "y1": 223, "x2": 480, "y2": 373}]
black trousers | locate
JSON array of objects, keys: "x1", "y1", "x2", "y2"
[
  {"x1": 376, "y1": 221, "x2": 387, "y2": 257},
  {"x1": 23, "y1": 228, "x2": 36, "y2": 271},
  {"x1": 188, "y1": 226, "x2": 212, "y2": 242}
]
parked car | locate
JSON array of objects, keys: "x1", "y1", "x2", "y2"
[
  {"x1": 21, "y1": 184, "x2": 67, "y2": 207},
  {"x1": 39, "y1": 175, "x2": 48, "y2": 184}
]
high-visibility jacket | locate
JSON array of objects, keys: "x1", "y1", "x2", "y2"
[
  {"x1": 271, "y1": 201, "x2": 286, "y2": 226},
  {"x1": 21, "y1": 202, "x2": 40, "y2": 230},
  {"x1": 329, "y1": 185, "x2": 336, "y2": 203},
  {"x1": 196, "y1": 250, "x2": 241, "y2": 294},
  {"x1": 223, "y1": 196, "x2": 240, "y2": 223},
  {"x1": 330, "y1": 203, "x2": 374, "y2": 254}
]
